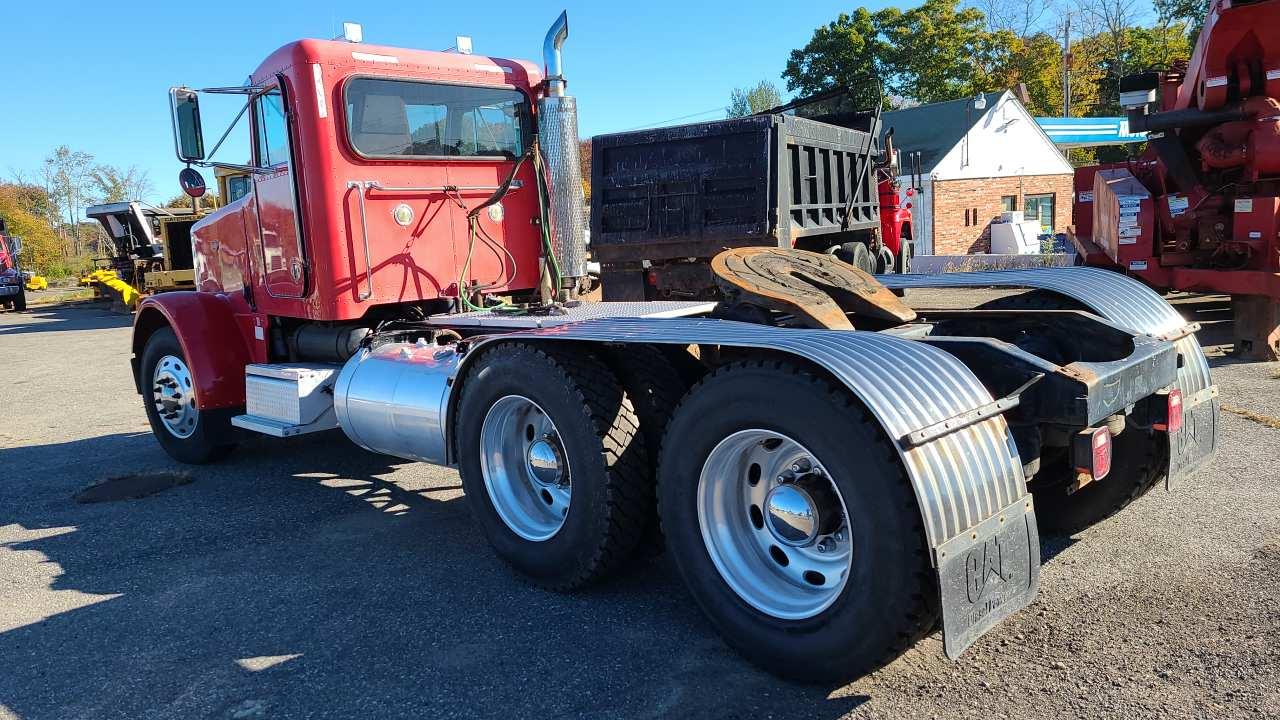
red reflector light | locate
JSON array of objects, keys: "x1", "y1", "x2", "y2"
[
  {"x1": 645, "y1": 270, "x2": 658, "y2": 286},
  {"x1": 1156, "y1": 389, "x2": 1184, "y2": 434},
  {"x1": 1090, "y1": 427, "x2": 1112, "y2": 481}
]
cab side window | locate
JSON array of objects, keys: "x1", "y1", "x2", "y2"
[{"x1": 254, "y1": 89, "x2": 291, "y2": 168}]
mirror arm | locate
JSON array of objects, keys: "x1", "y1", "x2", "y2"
[{"x1": 204, "y1": 97, "x2": 255, "y2": 161}]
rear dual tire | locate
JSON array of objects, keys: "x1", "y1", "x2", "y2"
[{"x1": 657, "y1": 360, "x2": 938, "y2": 683}]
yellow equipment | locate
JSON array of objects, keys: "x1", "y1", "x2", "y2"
[
  {"x1": 80, "y1": 269, "x2": 142, "y2": 307},
  {"x1": 24, "y1": 275, "x2": 47, "y2": 291}
]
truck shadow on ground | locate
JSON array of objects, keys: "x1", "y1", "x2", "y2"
[
  {"x1": 0, "y1": 430, "x2": 871, "y2": 719},
  {"x1": 0, "y1": 302, "x2": 131, "y2": 336}
]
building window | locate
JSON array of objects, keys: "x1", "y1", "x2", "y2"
[
  {"x1": 1001, "y1": 195, "x2": 1017, "y2": 212},
  {"x1": 1024, "y1": 193, "x2": 1055, "y2": 234}
]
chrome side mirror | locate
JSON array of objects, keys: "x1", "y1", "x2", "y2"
[{"x1": 170, "y1": 87, "x2": 206, "y2": 162}]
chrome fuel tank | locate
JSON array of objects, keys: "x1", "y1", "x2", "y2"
[{"x1": 332, "y1": 340, "x2": 461, "y2": 465}]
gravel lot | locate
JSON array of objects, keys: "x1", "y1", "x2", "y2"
[{"x1": 1, "y1": 297, "x2": 1277, "y2": 720}]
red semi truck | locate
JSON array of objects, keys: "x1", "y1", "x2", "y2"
[
  {"x1": 138, "y1": 12, "x2": 1216, "y2": 681},
  {"x1": 0, "y1": 222, "x2": 27, "y2": 311}
]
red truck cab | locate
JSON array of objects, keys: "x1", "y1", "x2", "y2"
[{"x1": 177, "y1": 39, "x2": 545, "y2": 324}]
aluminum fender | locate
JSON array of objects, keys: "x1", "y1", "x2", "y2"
[
  {"x1": 879, "y1": 267, "x2": 1218, "y2": 481},
  {"x1": 457, "y1": 317, "x2": 1028, "y2": 552},
  {"x1": 132, "y1": 292, "x2": 253, "y2": 410}
]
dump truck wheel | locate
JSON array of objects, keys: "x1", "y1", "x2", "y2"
[
  {"x1": 456, "y1": 343, "x2": 649, "y2": 590},
  {"x1": 833, "y1": 241, "x2": 876, "y2": 275},
  {"x1": 13, "y1": 289, "x2": 25, "y2": 311},
  {"x1": 140, "y1": 328, "x2": 236, "y2": 464},
  {"x1": 1030, "y1": 427, "x2": 1162, "y2": 535},
  {"x1": 657, "y1": 359, "x2": 938, "y2": 683}
]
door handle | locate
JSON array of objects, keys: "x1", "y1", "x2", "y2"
[{"x1": 347, "y1": 181, "x2": 375, "y2": 301}]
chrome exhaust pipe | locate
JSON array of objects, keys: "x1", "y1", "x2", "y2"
[
  {"x1": 543, "y1": 11, "x2": 568, "y2": 97},
  {"x1": 537, "y1": 10, "x2": 587, "y2": 286}
]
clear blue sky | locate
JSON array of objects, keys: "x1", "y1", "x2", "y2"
[{"x1": 0, "y1": 0, "x2": 897, "y2": 205}]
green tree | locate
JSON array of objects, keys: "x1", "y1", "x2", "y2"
[
  {"x1": 726, "y1": 81, "x2": 784, "y2": 117},
  {"x1": 1153, "y1": 0, "x2": 1208, "y2": 45},
  {"x1": 162, "y1": 191, "x2": 221, "y2": 210},
  {"x1": 40, "y1": 145, "x2": 95, "y2": 257},
  {"x1": 784, "y1": 9, "x2": 885, "y2": 110},
  {"x1": 784, "y1": 0, "x2": 1011, "y2": 108}
]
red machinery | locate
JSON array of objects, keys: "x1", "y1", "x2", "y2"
[{"x1": 1070, "y1": 0, "x2": 1280, "y2": 358}]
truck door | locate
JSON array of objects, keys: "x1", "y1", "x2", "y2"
[{"x1": 252, "y1": 85, "x2": 307, "y2": 298}]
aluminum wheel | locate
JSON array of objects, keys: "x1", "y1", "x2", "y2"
[
  {"x1": 480, "y1": 394, "x2": 572, "y2": 541},
  {"x1": 697, "y1": 429, "x2": 853, "y2": 620},
  {"x1": 151, "y1": 355, "x2": 198, "y2": 439}
]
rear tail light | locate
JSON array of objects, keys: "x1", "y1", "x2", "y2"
[
  {"x1": 1154, "y1": 388, "x2": 1183, "y2": 433},
  {"x1": 1071, "y1": 426, "x2": 1112, "y2": 489}
]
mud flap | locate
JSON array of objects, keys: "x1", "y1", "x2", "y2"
[
  {"x1": 936, "y1": 495, "x2": 1041, "y2": 659},
  {"x1": 1167, "y1": 384, "x2": 1219, "y2": 487}
]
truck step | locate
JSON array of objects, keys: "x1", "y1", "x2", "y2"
[{"x1": 232, "y1": 363, "x2": 340, "y2": 437}]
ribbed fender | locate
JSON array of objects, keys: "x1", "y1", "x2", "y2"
[
  {"x1": 880, "y1": 267, "x2": 1218, "y2": 480},
  {"x1": 461, "y1": 317, "x2": 1027, "y2": 552}
]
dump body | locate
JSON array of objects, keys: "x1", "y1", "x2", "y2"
[{"x1": 591, "y1": 114, "x2": 880, "y2": 263}]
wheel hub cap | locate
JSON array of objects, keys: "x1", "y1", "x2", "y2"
[
  {"x1": 480, "y1": 395, "x2": 572, "y2": 541},
  {"x1": 696, "y1": 430, "x2": 854, "y2": 620},
  {"x1": 526, "y1": 438, "x2": 564, "y2": 486},
  {"x1": 151, "y1": 355, "x2": 197, "y2": 439},
  {"x1": 765, "y1": 484, "x2": 818, "y2": 546}
]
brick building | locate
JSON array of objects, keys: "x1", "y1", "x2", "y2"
[{"x1": 883, "y1": 91, "x2": 1074, "y2": 256}]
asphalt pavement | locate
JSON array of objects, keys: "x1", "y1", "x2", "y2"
[{"x1": 0, "y1": 297, "x2": 1277, "y2": 719}]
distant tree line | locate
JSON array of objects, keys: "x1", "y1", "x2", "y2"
[
  {"x1": 2, "y1": 145, "x2": 160, "y2": 277},
  {"x1": 719, "y1": 0, "x2": 1208, "y2": 164}
]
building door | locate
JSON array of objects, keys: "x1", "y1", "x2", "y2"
[
  {"x1": 253, "y1": 86, "x2": 307, "y2": 298},
  {"x1": 1024, "y1": 193, "x2": 1055, "y2": 235}
]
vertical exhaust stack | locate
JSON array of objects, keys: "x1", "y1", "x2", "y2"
[{"x1": 537, "y1": 11, "x2": 588, "y2": 287}]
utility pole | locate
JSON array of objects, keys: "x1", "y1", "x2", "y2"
[{"x1": 1061, "y1": 14, "x2": 1072, "y2": 118}]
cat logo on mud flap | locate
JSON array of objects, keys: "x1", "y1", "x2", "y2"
[{"x1": 966, "y1": 535, "x2": 1012, "y2": 602}]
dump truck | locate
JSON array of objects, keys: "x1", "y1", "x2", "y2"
[
  {"x1": 0, "y1": 223, "x2": 26, "y2": 311},
  {"x1": 1069, "y1": 0, "x2": 1280, "y2": 359},
  {"x1": 136, "y1": 12, "x2": 1218, "y2": 682},
  {"x1": 593, "y1": 86, "x2": 917, "y2": 301}
]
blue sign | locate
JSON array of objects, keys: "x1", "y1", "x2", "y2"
[{"x1": 1035, "y1": 117, "x2": 1147, "y2": 148}]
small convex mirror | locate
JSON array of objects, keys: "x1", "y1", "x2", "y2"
[
  {"x1": 170, "y1": 87, "x2": 206, "y2": 162},
  {"x1": 179, "y1": 167, "x2": 207, "y2": 198}
]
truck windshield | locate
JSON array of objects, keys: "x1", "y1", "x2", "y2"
[{"x1": 344, "y1": 78, "x2": 529, "y2": 159}]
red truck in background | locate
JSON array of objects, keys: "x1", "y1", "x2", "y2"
[
  {"x1": 1068, "y1": 0, "x2": 1280, "y2": 359},
  {"x1": 0, "y1": 221, "x2": 27, "y2": 311}
]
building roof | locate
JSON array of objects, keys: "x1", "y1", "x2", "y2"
[{"x1": 881, "y1": 91, "x2": 1005, "y2": 172}]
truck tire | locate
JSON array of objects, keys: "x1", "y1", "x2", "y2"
[
  {"x1": 140, "y1": 327, "x2": 237, "y2": 464},
  {"x1": 833, "y1": 241, "x2": 876, "y2": 275},
  {"x1": 13, "y1": 288, "x2": 25, "y2": 311},
  {"x1": 456, "y1": 343, "x2": 650, "y2": 590},
  {"x1": 977, "y1": 290, "x2": 1166, "y2": 532},
  {"x1": 601, "y1": 344, "x2": 690, "y2": 555},
  {"x1": 657, "y1": 359, "x2": 938, "y2": 683},
  {"x1": 1030, "y1": 428, "x2": 1163, "y2": 535}
]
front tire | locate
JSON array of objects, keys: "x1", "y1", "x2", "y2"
[
  {"x1": 658, "y1": 360, "x2": 938, "y2": 683},
  {"x1": 13, "y1": 288, "x2": 25, "y2": 311},
  {"x1": 140, "y1": 327, "x2": 236, "y2": 464},
  {"x1": 456, "y1": 343, "x2": 650, "y2": 590}
]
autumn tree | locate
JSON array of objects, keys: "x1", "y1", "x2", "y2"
[{"x1": 90, "y1": 165, "x2": 153, "y2": 204}]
